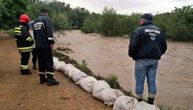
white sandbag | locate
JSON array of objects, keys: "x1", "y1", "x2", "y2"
[
  {"x1": 58, "y1": 64, "x2": 67, "y2": 73},
  {"x1": 113, "y1": 96, "x2": 138, "y2": 110},
  {"x1": 58, "y1": 62, "x2": 66, "y2": 72},
  {"x1": 54, "y1": 61, "x2": 66, "y2": 71},
  {"x1": 63, "y1": 64, "x2": 77, "y2": 75},
  {"x1": 92, "y1": 80, "x2": 110, "y2": 94},
  {"x1": 67, "y1": 68, "x2": 82, "y2": 78},
  {"x1": 53, "y1": 57, "x2": 59, "y2": 63},
  {"x1": 133, "y1": 101, "x2": 160, "y2": 110},
  {"x1": 70, "y1": 71, "x2": 88, "y2": 82},
  {"x1": 93, "y1": 88, "x2": 124, "y2": 106},
  {"x1": 76, "y1": 76, "x2": 98, "y2": 93}
]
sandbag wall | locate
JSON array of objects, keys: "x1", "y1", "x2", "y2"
[{"x1": 53, "y1": 57, "x2": 160, "y2": 110}]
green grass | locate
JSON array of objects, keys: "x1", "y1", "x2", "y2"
[{"x1": 105, "y1": 74, "x2": 119, "y2": 88}]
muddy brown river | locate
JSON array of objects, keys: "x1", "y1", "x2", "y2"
[{"x1": 55, "y1": 30, "x2": 193, "y2": 110}]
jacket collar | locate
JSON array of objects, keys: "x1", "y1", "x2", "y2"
[{"x1": 140, "y1": 20, "x2": 153, "y2": 26}]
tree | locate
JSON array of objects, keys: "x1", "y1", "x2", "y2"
[
  {"x1": 101, "y1": 7, "x2": 119, "y2": 36},
  {"x1": 81, "y1": 13, "x2": 101, "y2": 33},
  {"x1": 69, "y1": 7, "x2": 89, "y2": 29},
  {"x1": 166, "y1": 6, "x2": 193, "y2": 41},
  {"x1": 0, "y1": 0, "x2": 30, "y2": 29}
]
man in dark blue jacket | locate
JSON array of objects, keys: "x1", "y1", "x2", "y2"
[
  {"x1": 128, "y1": 13, "x2": 167, "y2": 104},
  {"x1": 33, "y1": 9, "x2": 59, "y2": 86}
]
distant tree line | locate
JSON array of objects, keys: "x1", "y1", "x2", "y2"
[
  {"x1": 82, "y1": 6, "x2": 193, "y2": 41},
  {"x1": 0, "y1": 0, "x2": 192, "y2": 41},
  {"x1": 0, "y1": 0, "x2": 89, "y2": 31}
]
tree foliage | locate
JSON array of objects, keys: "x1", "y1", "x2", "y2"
[
  {"x1": 82, "y1": 6, "x2": 193, "y2": 41},
  {"x1": 0, "y1": 0, "x2": 192, "y2": 41},
  {"x1": 154, "y1": 5, "x2": 193, "y2": 41},
  {"x1": 0, "y1": 0, "x2": 30, "y2": 29},
  {"x1": 81, "y1": 13, "x2": 101, "y2": 33},
  {"x1": 0, "y1": 0, "x2": 89, "y2": 31},
  {"x1": 100, "y1": 7, "x2": 119, "y2": 36}
]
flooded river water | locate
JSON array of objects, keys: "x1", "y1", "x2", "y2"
[{"x1": 55, "y1": 30, "x2": 193, "y2": 109}]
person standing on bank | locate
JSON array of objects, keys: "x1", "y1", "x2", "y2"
[
  {"x1": 28, "y1": 20, "x2": 38, "y2": 70},
  {"x1": 33, "y1": 9, "x2": 59, "y2": 86},
  {"x1": 14, "y1": 14, "x2": 34, "y2": 75},
  {"x1": 128, "y1": 13, "x2": 167, "y2": 104}
]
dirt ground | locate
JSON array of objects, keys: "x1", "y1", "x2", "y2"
[{"x1": 0, "y1": 36, "x2": 112, "y2": 110}]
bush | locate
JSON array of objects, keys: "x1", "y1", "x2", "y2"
[{"x1": 105, "y1": 74, "x2": 119, "y2": 88}]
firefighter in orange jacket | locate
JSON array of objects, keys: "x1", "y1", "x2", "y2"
[{"x1": 14, "y1": 14, "x2": 34, "y2": 75}]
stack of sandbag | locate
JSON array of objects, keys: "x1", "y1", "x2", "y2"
[
  {"x1": 62, "y1": 64, "x2": 75, "y2": 74},
  {"x1": 53, "y1": 57, "x2": 59, "y2": 70},
  {"x1": 92, "y1": 80, "x2": 111, "y2": 94},
  {"x1": 53, "y1": 57, "x2": 66, "y2": 71},
  {"x1": 92, "y1": 80, "x2": 123, "y2": 106},
  {"x1": 53, "y1": 58, "x2": 87, "y2": 82},
  {"x1": 65, "y1": 64, "x2": 88, "y2": 82},
  {"x1": 58, "y1": 62, "x2": 66, "y2": 71},
  {"x1": 57, "y1": 63, "x2": 67, "y2": 73},
  {"x1": 76, "y1": 76, "x2": 98, "y2": 93},
  {"x1": 53, "y1": 57, "x2": 59, "y2": 63},
  {"x1": 113, "y1": 95, "x2": 138, "y2": 110},
  {"x1": 133, "y1": 101, "x2": 160, "y2": 110},
  {"x1": 53, "y1": 57, "x2": 160, "y2": 110}
]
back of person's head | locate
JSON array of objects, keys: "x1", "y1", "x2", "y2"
[
  {"x1": 141, "y1": 13, "x2": 153, "y2": 21},
  {"x1": 41, "y1": 9, "x2": 48, "y2": 13},
  {"x1": 40, "y1": 8, "x2": 48, "y2": 16}
]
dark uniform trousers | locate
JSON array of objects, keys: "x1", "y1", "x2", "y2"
[
  {"x1": 37, "y1": 48, "x2": 54, "y2": 74},
  {"x1": 20, "y1": 52, "x2": 30, "y2": 70},
  {"x1": 32, "y1": 48, "x2": 37, "y2": 66}
]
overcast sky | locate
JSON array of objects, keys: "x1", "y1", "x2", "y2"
[{"x1": 59, "y1": 0, "x2": 193, "y2": 15}]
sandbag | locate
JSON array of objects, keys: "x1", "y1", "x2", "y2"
[
  {"x1": 58, "y1": 64, "x2": 67, "y2": 73},
  {"x1": 54, "y1": 61, "x2": 66, "y2": 71},
  {"x1": 76, "y1": 76, "x2": 98, "y2": 93},
  {"x1": 63, "y1": 64, "x2": 77, "y2": 75},
  {"x1": 69, "y1": 70, "x2": 88, "y2": 82},
  {"x1": 92, "y1": 80, "x2": 110, "y2": 95},
  {"x1": 53, "y1": 57, "x2": 59, "y2": 63},
  {"x1": 113, "y1": 96, "x2": 138, "y2": 110},
  {"x1": 67, "y1": 68, "x2": 82, "y2": 78},
  {"x1": 93, "y1": 88, "x2": 124, "y2": 106},
  {"x1": 133, "y1": 101, "x2": 160, "y2": 110},
  {"x1": 58, "y1": 62, "x2": 66, "y2": 71}
]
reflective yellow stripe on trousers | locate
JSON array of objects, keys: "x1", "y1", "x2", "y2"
[
  {"x1": 14, "y1": 27, "x2": 21, "y2": 30},
  {"x1": 39, "y1": 72, "x2": 45, "y2": 75},
  {"x1": 18, "y1": 46, "x2": 33, "y2": 52},
  {"x1": 20, "y1": 65, "x2": 28, "y2": 69},
  {"x1": 18, "y1": 46, "x2": 33, "y2": 50},
  {"x1": 47, "y1": 72, "x2": 54, "y2": 75}
]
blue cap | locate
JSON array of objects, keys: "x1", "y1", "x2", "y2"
[{"x1": 141, "y1": 13, "x2": 153, "y2": 21}]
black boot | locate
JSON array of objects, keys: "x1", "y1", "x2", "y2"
[
  {"x1": 39, "y1": 74, "x2": 47, "y2": 84},
  {"x1": 148, "y1": 97, "x2": 155, "y2": 105},
  {"x1": 21, "y1": 69, "x2": 32, "y2": 75},
  {"x1": 46, "y1": 74, "x2": 59, "y2": 86}
]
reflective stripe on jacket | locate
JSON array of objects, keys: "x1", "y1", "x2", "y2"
[{"x1": 14, "y1": 23, "x2": 34, "y2": 52}]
